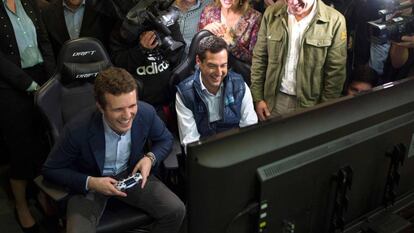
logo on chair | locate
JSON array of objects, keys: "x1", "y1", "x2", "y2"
[
  {"x1": 72, "y1": 50, "x2": 96, "y2": 57},
  {"x1": 75, "y1": 72, "x2": 98, "y2": 79}
]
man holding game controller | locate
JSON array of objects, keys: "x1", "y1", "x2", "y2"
[{"x1": 42, "y1": 67, "x2": 185, "y2": 233}]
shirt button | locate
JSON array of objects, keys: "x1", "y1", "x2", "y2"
[
  {"x1": 10, "y1": 52, "x2": 14, "y2": 55},
  {"x1": 9, "y1": 44, "x2": 12, "y2": 47},
  {"x1": 6, "y1": 34, "x2": 9, "y2": 38}
]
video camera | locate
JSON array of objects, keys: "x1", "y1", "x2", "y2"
[
  {"x1": 120, "y1": 0, "x2": 184, "y2": 52},
  {"x1": 368, "y1": 0, "x2": 414, "y2": 44}
]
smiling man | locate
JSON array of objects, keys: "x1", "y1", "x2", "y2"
[
  {"x1": 176, "y1": 35, "x2": 257, "y2": 148},
  {"x1": 251, "y1": 0, "x2": 347, "y2": 120},
  {"x1": 42, "y1": 67, "x2": 185, "y2": 233}
]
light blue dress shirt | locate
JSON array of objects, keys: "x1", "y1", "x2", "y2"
[
  {"x1": 63, "y1": 0, "x2": 85, "y2": 39},
  {"x1": 3, "y1": 0, "x2": 44, "y2": 68},
  {"x1": 102, "y1": 117, "x2": 131, "y2": 176}
]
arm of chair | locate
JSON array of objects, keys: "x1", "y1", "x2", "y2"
[
  {"x1": 34, "y1": 175, "x2": 69, "y2": 202},
  {"x1": 162, "y1": 139, "x2": 181, "y2": 170}
]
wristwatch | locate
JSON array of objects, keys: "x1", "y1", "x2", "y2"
[{"x1": 144, "y1": 152, "x2": 156, "y2": 166}]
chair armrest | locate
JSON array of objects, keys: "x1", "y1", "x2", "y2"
[
  {"x1": 163, "y1": 152, "x2": 178, "y2": 169},
  {"x1": 34, "y1": 175, "x2": 69, "y2": 202},
  {"x1": 162, "y1": 139, "x2": 182, "y2": 169}
]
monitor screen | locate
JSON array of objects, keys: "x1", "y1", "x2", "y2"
[{"x1": 186, "y1": 78, "x2": 414, "y2": 233}]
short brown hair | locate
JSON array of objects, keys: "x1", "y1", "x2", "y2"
[
  {"x1": 214, "y1": 0, "x2": 250, "y2": 14},
  {"x1": 196, "y1": 35, "x2": 228, "y2": 61},
  {"x1": 94, "y1": 67, "x2": 137, "y2": 108}
]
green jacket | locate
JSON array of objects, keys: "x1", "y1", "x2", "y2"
[{"x1": 250, "y1": 0, "x2": 347, "y2": 110}]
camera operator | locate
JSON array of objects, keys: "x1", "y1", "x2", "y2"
[
  {"x1": 110, "y1": 2, "x2": 185, "y2": 121},
  {"x1": 375, "y1": 0, "x2": 414, "y2": 81},
  {"x1": 361, "y1": 0, "x2": 414, "y2": 83},
  {"x1": 388, "y1": 35, "x2": 414, "y2": 79}
]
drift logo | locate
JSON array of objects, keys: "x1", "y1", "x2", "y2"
[
  {"x1": 72, "y1": 50, "x2": 96, "y2": 57},
  {"x1": 136, "y1": 61, "x2": 169, "y2": 75},
  {"x1": 75, "y1": 72, "x2": 98, "y2": 79}
]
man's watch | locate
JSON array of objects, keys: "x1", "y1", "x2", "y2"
[{"x1": 144, "y1": 152, "x2": 156, "y2": 166}]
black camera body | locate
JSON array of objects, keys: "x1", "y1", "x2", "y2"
[
  {"x1": 368, "y1": 0, "x2": 414, "y2": 44},
  {"x1": 120, "y1": 0, "x2": 184, "y2": 52}
]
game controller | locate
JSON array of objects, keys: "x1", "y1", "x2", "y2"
[{"x1": 115, "y1": 173, "x2": 143, "y2": 191}]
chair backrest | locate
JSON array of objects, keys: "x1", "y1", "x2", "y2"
[
  {"x1": 170, "y1": 30, "x2": 252, "y2": 86},
  {"x1": 36, "y1": 37, "x2": 112, "y2": 143}
]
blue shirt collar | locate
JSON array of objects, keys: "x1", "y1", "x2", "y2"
[
  {"x1": 102, "y1": 115, "x2": 130, "y2": 137},
  {"x1": 199, "y1": 72, "x2": 223, "y2": 97},
  {"x1": 63, "y1": 0, "x2": 86, "y2": 12}
]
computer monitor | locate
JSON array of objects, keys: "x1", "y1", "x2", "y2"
[{"x1": 185, "y1": 77, "x2": 414, "y2": 233}]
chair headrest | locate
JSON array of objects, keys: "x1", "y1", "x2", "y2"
[
  {"x1": 171, "y1": 30, "x2": 213, "y2": 86},
  {"x1": 60, "y1": 60, "x2": 111, "y2": 85},
  {"x1": 187, "y1": 30, "x2": 213, "y2": 68},
  {"x1": 57, "y1": 37, "x2": 112, "y2": 86}
]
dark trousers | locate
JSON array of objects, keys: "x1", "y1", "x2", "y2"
[
  {"x1": 66, "y1": 175, "x2": 186, "y2": 233},
  {"x1": 0, "y1": 64, "x2": 48, "y2": 179}
]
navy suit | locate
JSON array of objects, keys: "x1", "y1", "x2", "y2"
[
  {"x1": 42, "y1": 101, "x2": 173, "y2": 194},
  {"x1": 42, "y1": 101, "x2": 185, "y2": 233},
  {"x1": 41, "y1": 0, "x2": 118, "y2": 58}
]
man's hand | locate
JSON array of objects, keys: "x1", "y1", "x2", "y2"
[
  {"x1": 255, "y1": 100, "x2": 271, "y2": 121},
  {"x1": 140, "y1": 31, "x2": 158, "y2": 49},
  {"x1": 87, "y1": 177, "x2": 127, "y2": 197},
  {"x1": 132, "y1": 156, "x2": 152, "y2": 188},
  {"x1": 393, "y1": 35, "x2": 414, "y2": 48}
]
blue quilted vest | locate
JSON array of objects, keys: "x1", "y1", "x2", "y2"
[{"x1": 177, "y1": 69, "x2": 246, "y2": 138}]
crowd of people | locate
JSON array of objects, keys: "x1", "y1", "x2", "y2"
[{"x1": 1, "y1": 0, "x2": 414, "y2": 232}]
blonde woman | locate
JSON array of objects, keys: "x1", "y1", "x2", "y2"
[{"x1": 198, "y1": 0, "x2": 261, "y2": 63}]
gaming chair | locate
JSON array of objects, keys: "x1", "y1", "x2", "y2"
[{"x1": 35, "y1": 37, "x2": 152, "y2": 233}]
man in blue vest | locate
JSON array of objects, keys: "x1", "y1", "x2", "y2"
[{"x1": 176, "y1": 35, "x2": 258, "y2": 148}]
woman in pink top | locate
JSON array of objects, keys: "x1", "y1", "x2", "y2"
[{"x1": 198, "y1": 0, "x2": 262, "y2": 64}]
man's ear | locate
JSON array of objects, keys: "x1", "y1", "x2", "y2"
[{"x1": 196, "y1": 55, "x2": 201, "y2": 66}]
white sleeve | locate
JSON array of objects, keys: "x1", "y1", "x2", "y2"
[
  {"x1": 175, "y1": 92, "x2": 201, "y2": 149},
  {"x1": 239, "y1": 83, "x2": 258, "y2": 128}
]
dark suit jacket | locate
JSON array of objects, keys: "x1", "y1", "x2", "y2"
[
  {"x1": 42, "y1": 101, "x2": 173, "y2": 194},
  {"x1": 41, "y1": 0, "x2": 118, "y2": 57},
  {"x1": 0, "y1": 0, "x2": 55, "y2": 91}
]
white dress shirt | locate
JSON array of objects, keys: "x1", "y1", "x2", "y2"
[
  {"x1": 176, "y1": 74, "x2": 258, "y2": 148},
  {"x1": 280, "y1": 0, "x2": 317, "y2": 95}
]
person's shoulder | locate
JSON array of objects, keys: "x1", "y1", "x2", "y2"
[
  {"x1": 201, "y1": 0, "x2": 213, "y2": 7},
  {"x1": 263, "y1": 1, "x2": 286, "y2": 18},
  {"x1": 137, "y1": 101, "x2": 157, "y2": 117},
  {"x1": 177, "y1": 73, "x2": 196, "y2": 90},
  {"x1": 42, "y1": 0, "x2": 60, "y2": 14},
  {"x1": 228, "y1": 70, "x2": 244, "y2": 80},
  {"x1": 136, "y1": 101, "x2": 159, "y2": 127},
  {"x1": 247, "y1": 7, "x2": 262, "y2": 19},
  {"x1": 318, "y1": 0, "x2": 345, "y2": 22}
]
